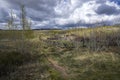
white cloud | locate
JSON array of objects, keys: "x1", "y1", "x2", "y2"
[{"x1": 54, "y1": 0, "x2": 120, "y2": 27}]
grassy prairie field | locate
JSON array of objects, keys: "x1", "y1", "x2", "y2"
[{"x1": 0, "y1": 26, "x2": 120, "y2": 80}]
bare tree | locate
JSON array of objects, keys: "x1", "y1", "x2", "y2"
[
  {"x1": 20, "y1": 4, "x2": 27, "y2": 53},
  {"x1": 20, "y1": 4, "x2": 33, "y2": 53},
  {"x1": 8, "y1": 10, "x2": 14, "y2": 30},
  {"x1": 21, "y1": 4, "x2": 31, "y2": 30}
]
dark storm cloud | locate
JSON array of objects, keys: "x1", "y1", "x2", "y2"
[
  {"x1": 5, "y1": 0, "x2": 57, "y2": 10},
  {"x1": 110, "y1": 0, "x2": 120, "y2": 5},
  {"x1": 95, "y1": 0, "x2": 106, "y2": 4},
  {"x1": 5, "y1": 0, "x2": 58, "y2": 16},
  {"x1": 3, "y1": 0, "x2": 58, "y2": 22},
  {"x1": 60, "y1": 20, "x2": 113, "y2": 29},
  {"x1": 0, "y1": 8, "x2": 9, "y2": 23},
  {"x1": 0, "y1": 0, "x2": 60, "y2": 29},
  {"x1": 26, "y1": 8, "x2": 56, "y2": 21},
  {"x1": 95, "y1": 4, "x2": 120, "y2": 15}
]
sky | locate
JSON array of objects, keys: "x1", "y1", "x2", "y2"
[{"x1": 0, "y1": 0, "x2": 120, "y2": 29}]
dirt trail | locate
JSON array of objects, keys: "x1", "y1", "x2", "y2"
[{"x1": 47, "y1": 58, "x2": 69, "y2": 79}]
